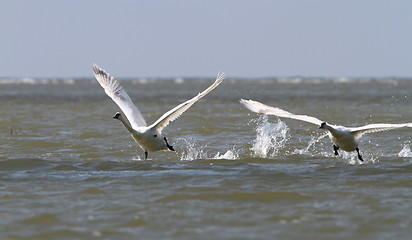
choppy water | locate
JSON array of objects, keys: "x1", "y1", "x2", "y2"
[{"x1": 1, "y1": 77, "x2": 412, "y2": 239}]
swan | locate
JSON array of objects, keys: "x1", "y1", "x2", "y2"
[
  {"x1": 240, "y1": 99, "x2": 412, "y2": 161},
  {"x1": 93, "y1": 64, "x2": 224, "y2": 159}
]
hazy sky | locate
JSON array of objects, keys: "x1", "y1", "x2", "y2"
[{"x1": 2, "y1": 0, "x2": 412, "y2": 78}]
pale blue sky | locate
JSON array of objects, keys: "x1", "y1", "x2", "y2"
[{"x1": 2, "y1": 0, "x2": 412, "y2": 78}]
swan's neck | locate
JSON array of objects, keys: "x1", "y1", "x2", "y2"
[{"x1": 116, "y1": 116, "x2": 134, "y2": 134}]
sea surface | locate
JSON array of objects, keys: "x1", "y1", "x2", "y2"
[{"x1": 1, "y1": 76, "x2": 412, "y2": 240}]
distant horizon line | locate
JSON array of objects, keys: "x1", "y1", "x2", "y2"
[{"x1": 1, "y1": 75, "x2": 412, "y2": 80}]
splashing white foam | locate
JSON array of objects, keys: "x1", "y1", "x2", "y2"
[
  {"x1": 178, "y1": 138, "x2": 208, "y2": 161},
  {"x1": 340, "y1": 151, "x2": 362, "y2": 165},
  {"x1": 293, "y1": 133, "x2": 328, "y2": 155},
  {"x1": 250, "y1": 115, "x2": 289, "y2": 158},
  {"x1": 213, "y1": 149, "x2": 239, "y2": 160},
  {"x1": 176, "y1": 138, "x2": 239, "y2": 161},
  {"x1": 337, "y1": 150, "x2": 378, "y2": 164},
  {"x1": 132, "y1": 155, "x2": 143, "y2": 161},
  {"x1": 398, "y1": 144, "x2": 412, "y2": 158}
]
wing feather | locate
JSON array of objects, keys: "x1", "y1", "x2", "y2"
[
  {"x1": 350, "y1": 123, "x2": 412, "y2": 138},
  {"x1": 92, "y1": 64, "x2": 147, "y2": 128},
  {"x1": 150, "y1": 72, "x2": 225, "y2": 133},
  {"x1": 239, "y1": 99, "x2": 324, "y2": 126}
]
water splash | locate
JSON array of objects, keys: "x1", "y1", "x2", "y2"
[
  {"x1": 213, "y1": 149, "x2": 239, "y2": 160},
  {"x1": 398, "y1": 144, "x2": 412, "y2": 157},
  {"x1": 338, "y1": 150, "x2": 378, "y2": 165},
  {"x1": 293, "y1": 133, "x2": 328, "y2": 155},
  {"x1": 178, "y1": 138, "x2": 208, "y2": 161},
  {"x1": 132, "y1": 155, "x2": 143, "y2": 161},
  {"x1": 340, "y1": 151, "x2": 363, "y2": 165},
  {"x1": 250, "y1": 115, "x2": 289, "y2": 158},
  {"x1": 175, "y1": 138, "x2": 240, "y2": 161}
]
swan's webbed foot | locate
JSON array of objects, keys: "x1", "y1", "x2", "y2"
[
  {"x1": 144, "y1": 151, "x2": 148, "y2": 160},
  {"x1": 164, "y1": 137, "x2": 175, "y2": 151},
  {"x1": 333, "y1": 145, "x2": 340, "y2": 156},
  {"x1": 356, "y1": 148, "x2": 363, "y2": 162}
]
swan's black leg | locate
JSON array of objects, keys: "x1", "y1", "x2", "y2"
[
  {"x1": 145, "y1": 151, "x2": 148, "y2": 160},
  {"x1": 164, "y1": 137, "x2": 175, "y2": 151},
  {"x1": 356, "y1": 148, "x2": 363, "y2": 162},
  {"x1": 333, "y1": 145, "x2": 340, "y2": 156}
]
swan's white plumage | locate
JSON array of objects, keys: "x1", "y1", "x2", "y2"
[
  {"x1": 93, "y1": 64, "x2": 147, "y2": 128},
  {"x1": 240, "y1": 99, "x2": 323, "y2": 126},
  {"x1": 150, "y1": 72, "x2": 225, "y2": 133},
  {"x1": 240, "y1": 99, "x2": 412, "y2": 160},
  {"x1": 350, "y1": 123, "x2": 412, "y2": 138},
  {"x1": 93, "y1": 64, "x2": 224, "y2": 159}
]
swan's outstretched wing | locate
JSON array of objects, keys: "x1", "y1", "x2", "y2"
[
  {"x1": 239, "y1": 99, "x2": 324, "y2": 126},
  {"x1": 350, "y1": 123, "x2": 412, "y2": 139},
  {"x1": 93, "y1": 64, "x2": 147, "y2": 128},
  {"x1": 150, "y1": 72, "x2": 225, "y2": 133}
]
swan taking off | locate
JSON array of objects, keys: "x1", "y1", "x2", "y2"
[
  {"x1": 93, "y1": 64, "x2": 224, "y2": 159},
  {"x1": 240, "y1": 99, "x2": 412, "y2": 161}
]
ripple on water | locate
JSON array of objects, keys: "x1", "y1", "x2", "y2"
[
  {"x1": 18, "y1": 213, "x2": 61, "y2": 225},
  {"x1": 0, "y1": 158, "x2": 54, "y2": 171},
  {"x1": 79, "y1": 187, "x2": 106, "y2": 195},
  {"x1": 157, "y1": 191, "x2": 312, "y2": 203}
]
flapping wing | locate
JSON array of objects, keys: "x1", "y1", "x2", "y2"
[
  {"x1": 149, "y1": 72, "x2": 225, "y2": 133},
  {"x1": 350, "y1": 123, "x2": 412, "y2": 139},
  {"x1": 92, "y1": 64, "x2": 147, "y2": 128},
  {"x1": 239, "y1": 99, "x2": 324, "y2": 126}
]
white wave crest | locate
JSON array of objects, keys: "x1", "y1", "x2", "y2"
[{"x1": 0, "y1": 78, "x2": 75, "y2": 85}]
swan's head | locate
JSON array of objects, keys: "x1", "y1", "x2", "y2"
[
  {"x1": 113, "y1": 112, "x2": 121, "y2": 120},
  {"x1": 319, "y1": 122, "x2": 327, "y2": 129}
]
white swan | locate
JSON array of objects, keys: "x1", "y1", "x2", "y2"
[
  {"x1": 93, "y1": 64, "x2": 224, "y2": 159},
  {"x1": 240, "y1": 99, "x2": 412, "y2": 161}
]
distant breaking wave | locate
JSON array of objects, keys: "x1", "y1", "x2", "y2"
[
  {"x1": 0, "y1": 78, "x2": 76, "y2": 85},
  {"x1": 0, "y1": 77, "x2": 409, "y2": 85}
]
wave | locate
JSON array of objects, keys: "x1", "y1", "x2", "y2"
[
  {"x1": 157, "y1": 191, "x2": 312, "y2": 203},
  {"x1": 0, "y1": 158, "x2": 54, "y2": 171},
  {"x1": 0, "y1": 78, "x2": 76, "y2": 85},
  {"x1": 1, "y1": 77, "x2": 409, "y2": 85}
]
